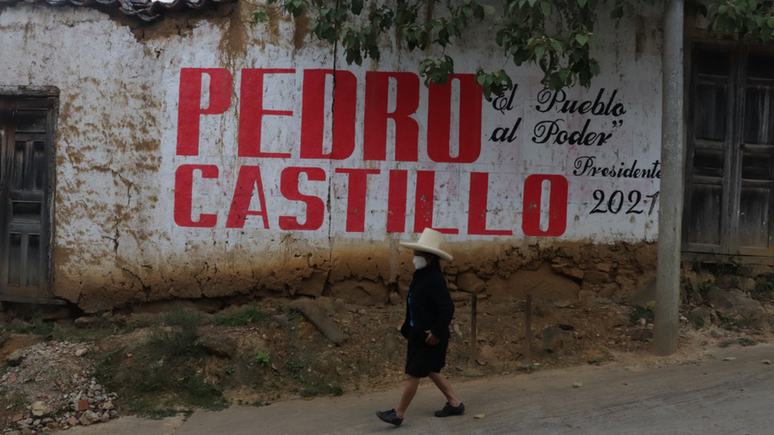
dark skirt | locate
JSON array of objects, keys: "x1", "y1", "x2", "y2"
[{"x1": 405, "y1": 335, "x2": 449, "y2": 378}]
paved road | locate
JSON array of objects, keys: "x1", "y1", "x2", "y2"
[{"x1": 70, "y1": 343, "x2": 774, "y2": 435}]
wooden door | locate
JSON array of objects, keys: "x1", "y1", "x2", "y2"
[
  {"x1": 684, "y1": 45, "x2": 774, "y2": 257},
  {"x1": 0, "y1": 98, "x2": 56, "y2": 302}
]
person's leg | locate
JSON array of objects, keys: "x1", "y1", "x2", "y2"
[
  {"x1": 395, "y1": 375, "x2": 420, "y2": 418},
  {"x1": 427, "y1": 372, "x2": 461, "y2": 406}
]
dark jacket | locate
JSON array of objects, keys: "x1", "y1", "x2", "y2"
[{"x1": 400, "y1": 261, "x2": 454, "y2": 341}]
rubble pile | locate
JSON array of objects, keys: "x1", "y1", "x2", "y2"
[{"x1": 1, "y1": 340, "x2": 119, "y2": 433}]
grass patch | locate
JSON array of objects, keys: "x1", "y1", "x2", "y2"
[
  {"x1": 7, "y1": 317, "x2": 54, "y2": 336},
  {"x1": 93, "y1": 306, "x2": 223, "y2": 413},
  {"x1": 299, "y1": 382, "x2": 344, "y2": 398},
  {"x1": 215, "y1": 304, "x2": 268, "y2": 326},
  {"x1": 142, "y1": 409, "x2": 189, "y2": 420}
]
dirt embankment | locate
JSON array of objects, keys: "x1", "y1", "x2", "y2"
[{"x1": 3, "y1": 253, "x2": 774, "y2": 433}]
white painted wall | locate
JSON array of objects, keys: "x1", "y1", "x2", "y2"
[{"x1": 0, "y1": 2, "x2": 664, "y2": 309}]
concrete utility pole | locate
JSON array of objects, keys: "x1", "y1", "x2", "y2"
[{"x1": 654, "y1": 0, "x2": 685, "y2": 355}]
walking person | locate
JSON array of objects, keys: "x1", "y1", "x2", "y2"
[{"x1": 376, "y1": 228, "x2": 464, "y2": 426}]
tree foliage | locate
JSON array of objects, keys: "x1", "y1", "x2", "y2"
[{"x1": 251, "y1": 0, "x2": 774, "y2": 97}]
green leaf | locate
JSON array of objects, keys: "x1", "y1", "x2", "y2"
[
  {"x1": 540, "y1": 1, "x2": 551, "y2": 15},
  {"x1": 528, "y1": 0, "x2": 537, "y2": 7},
  {"x1": 534, "y1": 46, "x2": 546, "y2": 60},
  {"x1": 719, "y1": 5, "x2": 728, "y2": 14},
  {"x1": 559, "y1": 68, "x2": 571, "y2": 83},
  {"x1": 575, "y1": 34, "x2": 589, "y2": 45},
  {"x1": 351, "y1": 0, "x2": 363, "y2": 15},
  {"x1": 578, "y1": 0, "x2": 587, "y2": 7},
  {"x1": 251, "y1": 11, "x2": 267, "y2": 22},
  {"x1": 483, "y1": 4, "x2": 496, "y2": 14},
  {"x1": 589, "y1": 61, "x2": 600, "y2": 76}
]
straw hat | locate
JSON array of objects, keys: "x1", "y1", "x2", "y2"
[{"x1": 400, "y1": 228, "x2": 453, "y2": 262}]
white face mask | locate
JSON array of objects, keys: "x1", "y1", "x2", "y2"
[{"x1": 412, "y1": 255, "x2": 428, "y2": 270}]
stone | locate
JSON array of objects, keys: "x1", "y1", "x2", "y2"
[
  {"x1": 330, "y1": 279, "x2": 389, "y2": 306},
  {"x1": 296, "y1": 270, "x2": 329, "y2": 298},
  {"x1": 30, "y1": 401, "x2": 51, "y2": 418},
  {"x1": 77, "y1": 399, "x2": 89, "y2": 411},
  {"x1": 109, "y1": 410, "x2": 119, "y2": 419},
  {"x1": 6, "y1": 349, "x2": 25, "y2": 367},
  {"x1": 288, "y1": 299, "x2": 345, "y2": 344},
  {"x1": 568, "y1": 268, "x2": 585, "y2": 280},
  {"x1": 687, "y1": 306, "x2": 713, "y2": 328},
  {"x1": 578, "y1": 290, "x2": 596, "y2": 307},
  {"x1": 705, "y1": 288, "x2": 764, "y2": 320},
  {"x1": 79, "y1": 410, "x2": 100, "y2": 426},
  {"x1": 740, "y1": 265, "x2": 772, "y2": 278},
  {"x1": 596, "y1": 263, "x2": 612, "y2": 272},
  {"x1": 100, "y1": 412, "x2": 110, "y2": 423},
  {"x1": 598, "y1": 283, "x2": 619, "y2": 299},
  {"x1": 198, "y1": 335, "x2": 237, "y2": 359},
  {"x1": 193, "y1": 298, "x2": 224, "y2": 314},
  {"x1": 451, "y1": 291, "x2": 472, "y2": 302},
  {"x1": 630, "y1": 329, "x2": 654, "y2": 341},
  {"x1": 389, "y1": 311, "x2": 402, "y2": 323},
  {"x1": 625, "y1": 278, "x2": 656, "y2": 309},
  {"x1": 486, "y1": 263, "x2": 580, "y2": 303},
  {"x1": 388, "y1": 292, "x2": 401, "y2": 305},
  {"x1": 582, "y1": 269, "x2": 609, "y2": 283},
  {"x1": 74, "y1": 317, "x2": 98, "y2": 329},
  {"x1": 75, "y1": 348, "x2": 88, "y2": 357},
  {"x1": 741, "y1": 278, "x2": 758, "y2": 292},
  {"x1": 541, "y1": 326, "x2": 574, "y2": 354},
  {"x1": 456, "y1": 272, "x2": 485, "y2": 293},
  {"x1": 39, "y1": 306, "x2": 71, "y2": 320},
  {"x1": 711, "y1": 329, "x2": 726, "y2": 338}
]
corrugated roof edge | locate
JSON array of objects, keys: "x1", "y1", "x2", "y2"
[{"x1": 1, "y1": 0, "x2": 236, "y2": 22}]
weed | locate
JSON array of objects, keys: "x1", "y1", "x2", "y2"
[
  {"x1": 715, "y1": 256, "x2": 742, "y2": 276},
  {"x1": 738, "y1": 337, "x2": 757, "y2": 346},
  {"x1": 216, "y1": 303, "x2": 268, "y2": 326},
  {"x1": 285, "y1": 360, "x2": 304, "y2": 373},
  {"x1": 696, "y1": 281, "x2": 713, "y2": 295},
  {"x1": 204, "y1": 398, "x2": 230, "y2": 412},
  {"x1": 4, "y1": 392, "x2": 25, "y2": 408},
  {"x1": 225, "y1": 367, "x2": 235, "y2": 375},
  {"x1": 92, "y1": 307, "x2": 223, "y2": 413},
  {"x1": 255, "y1": 352, "x2": 270, "y2": 367},
  {"x1": 143, "y1": 409, "x2": 186, "y2": 420},
  {"x1": 692, "y1": 317, "x2": 705, "y2": 329},
  {"x1": 629, "y1": 306, "x2": 654, "y2": 325},
  {"x1": 719, "y1": 340, "x2": 734, "y2": 348},
  {"x1": 300, "y1": 382, "x2": 344, "y2": 398}
]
